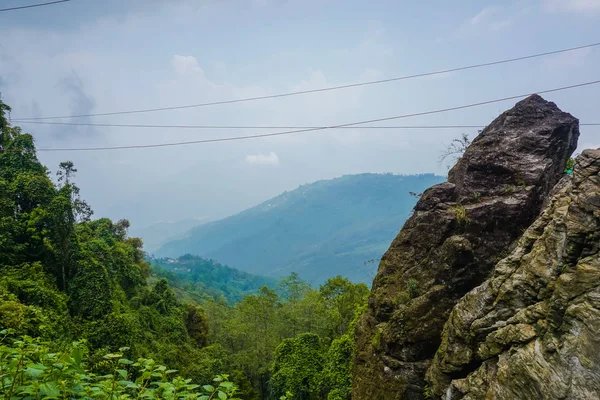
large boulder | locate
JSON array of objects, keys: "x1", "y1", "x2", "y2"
[
  {"x1": 352, "y1": 94, "x2": 579, "y2": 399},
  {"x1": 426, "y1": 149, "x2": 600, "y2": 399}
]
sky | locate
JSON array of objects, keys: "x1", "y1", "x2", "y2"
[{"x1": 0, "y1": 0, "x2": 599, "y2": 230}]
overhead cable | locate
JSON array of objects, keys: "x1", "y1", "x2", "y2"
[
  {"x1": 12, "y1": 121, "x2": 600, "y2": 130},
  {"x1": 14, "y1": 41, "x2": 600, "y2": 120},
  {"x1": 33, "y1": 79, "x2": 600, "y2": 152},
  {"x1": 0, "y1": 0, "x2": 70, "y2": 12}
]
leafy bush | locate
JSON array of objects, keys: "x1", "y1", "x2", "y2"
[
  {"x1": 269, "y1": 333, "x2": 323, "y2": 400},
  {"x1": 0, "y1": 331, "x2": 240, "y2": 399}
]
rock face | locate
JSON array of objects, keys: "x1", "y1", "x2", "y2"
[
  {"x1": 426, "y1": 149, "x2": 600, "y2": 399},
  {"x1": 352, "y1": 95, "x2": 579, "y2": 399}
]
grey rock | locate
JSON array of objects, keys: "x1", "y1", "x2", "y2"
[
  {"x1": 426, "y1": 149, "x2": 600, "y2": 399},
  {"x1": 353, "y1": 95, "x2": 579, "y2": 399}
]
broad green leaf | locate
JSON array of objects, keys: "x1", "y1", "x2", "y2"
[{"x1": 39, "y1": 382, "x2": 60, "y2": 397}]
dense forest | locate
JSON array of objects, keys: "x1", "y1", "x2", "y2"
[
  {"x1": 0, "y1": 100, "x2": 369, "y2": 399},
  {"x1": 151, "y1": 255, "x2": 277, "y2": 304}
]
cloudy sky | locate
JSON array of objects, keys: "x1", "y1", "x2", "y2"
[{"x1": 1, "y1": 0, "x2": 599, "y2": 229}]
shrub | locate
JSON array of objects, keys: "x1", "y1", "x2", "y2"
[{"x1": 0, "y1": 331, "x2": 241, "y2": 399}]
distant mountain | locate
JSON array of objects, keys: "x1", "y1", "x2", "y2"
[
  {"x1": 131, "y1": 219, "x2": 208, "y2": 254},
  {"x1": 150, "y1": 254, "x2": 276, "y2": 304},
  {"x1": 157, "y1": 173, "x2": 445, "y2": 283}
]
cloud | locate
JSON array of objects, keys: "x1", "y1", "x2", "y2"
[
  {"x1": 245, "y1": 152, "x2": 280, "y2": 165},
  {"x1": 544, "y1": 0, "x2": 600, "y2": 13},
  {"x1": 172, "y1": 55, "x2": 204, "y2": 75}
]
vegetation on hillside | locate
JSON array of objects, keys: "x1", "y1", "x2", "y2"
[
  {"x1": 0, "y1": 100, "x2": 371, "y2": 399},
  {"x1": 157, "y1": 173, "x2": 444, "y2": 283},
  {"x1": 151, "y1": 255, "x2": 276, "y2": 304},
  {"x1": 201, "y1": 274, "x2": 368, "y2": 399},
  {"x1": 0, "y1": 100, "x2": 224, "y2": 394}
]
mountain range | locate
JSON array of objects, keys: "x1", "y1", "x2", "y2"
[{"x1": 155, "y1": 173, "x2": 444, "y2": 283}]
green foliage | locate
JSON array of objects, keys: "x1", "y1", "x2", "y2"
[
  {"x1": 185, "y1": 304, "x2": 209, "y2": 348},
  {"x1": 424, "y1": 384, "x2": 432, "y2": 399},
  {"x1": 0, "y1": 101, "x2": 225, "y2": 388},
  {"x1": 201, "y1": 275, "x2": 368, "y2": 399},
  {"x1": 370, "y1": 329, "x2": 382, "y2": 352},
  {"x1": 0, "y1": 332, "x2": 240, "y2": 399},
  {"x1": 450, "y1": 205, "x2": 470, "y2": 225},
  {"x1": 0, "y1": 100, "x2": 370, "y2": 399},
  {"x1": 564, "y1": 157, "x2": 575, "y2": 173},
  {"x1": 406, "y1": 278, "x2": 419, "y2": 299},
  {"x1": 151, "y1": 255, "x2": 276, "y2": 304},
  {"x1": 269, "y1": 333, "x2": 323, "y2": 400},
  {"x1": 319, "y1": 335, "x2": 353, "y2": 400},
  {"x1": 0, "y1": 263, "x2": 70, "y2": 340},
  {"x1": 319, "y1": 276, "x2": 368, "y2": 337}
]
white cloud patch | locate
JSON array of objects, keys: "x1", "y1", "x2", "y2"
[
  {"x1": 172, "y1": 55, "x2": 204, "y2": 74},
  {"x1": 245, "y1": 152, "x2": 280, "y2": 165},
  {"x1": 544, "y1": 0, "x2": 600, "y2": 13}
]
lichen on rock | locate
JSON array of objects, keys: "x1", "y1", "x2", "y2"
[{"x1": 426, "y1": 149, "x2": 600, "y2": 399}]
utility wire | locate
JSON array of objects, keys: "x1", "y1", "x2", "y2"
[
  {"x1": 11, "y1": 121, "x2": 600, "y2": 130},
  {"x1": 14, "y1": 41, "x2": 600, "y2": 120},
  {"x1": 0, "y1": 0, "x2": 70, "y2": 12},
  {"x1": 34, "y1": 79, "x2": 600, "y2": 152}
]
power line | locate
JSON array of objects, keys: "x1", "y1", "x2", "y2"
[
  {"x1": 0, "y1": 0, "x2": 70, "y2": 12},
  {"x1": 11, "y1": 120, "x2": 600, "y2": 130},
  {"x1": 34, "y1": 79, "x2": 600, "y2": 152},
  {"x1": 14, "y1": 41, "x2": 600, "y2": 120}
]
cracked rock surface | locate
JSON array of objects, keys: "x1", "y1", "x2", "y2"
[{"x1": 353, "y1": 94, "x2": 579, "y2": 399}]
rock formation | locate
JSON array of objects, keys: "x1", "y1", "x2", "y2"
[
  {"x1": 426, "y1": 148, "x2": 600, "y2": 399},
  {"x1": 353, "y1": 95, "x2": 580, "y2": 399}
]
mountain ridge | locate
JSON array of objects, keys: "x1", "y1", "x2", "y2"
[{"x1": 157, "y1": 172, "x2": 445, "y2": 283}]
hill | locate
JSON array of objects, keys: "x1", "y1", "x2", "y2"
[
  {"x1": 150, "y1": 254, "x2": 276, "y2": 304},
  {"x1": 157, "y1": 173, "x2": 444, "y2": 283}
]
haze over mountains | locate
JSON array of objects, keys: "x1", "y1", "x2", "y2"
[{"x1": 154, "y1": 173, "x2": 444, "y2": 283}]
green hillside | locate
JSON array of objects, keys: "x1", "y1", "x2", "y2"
[
  {"x1": 157, "y1": 173, "x2": 444, "y2": 283},
  {"x1": 150, "y1": 254, "x2": 277, "y2": 304}
]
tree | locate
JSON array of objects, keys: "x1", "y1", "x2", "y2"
[
  {"x1": 0, "y1": 99, "x2": 228, "y2": 390},
  {"x1": 319, "y1": 276, "x2": 368, "y2": 337},
  {"x1": 57, "y1": 161, "x2": 77, "y2": 185},
  {"x1": 185, "y1": 303, "x2": 209, "y2": 347},
  {"x1": 277, "y1": 273, "x2": 310, "y2": 302},
  {"x1": 56, "y1": 161, "x2": 92, "y2": 223},
  {"x1": 48, "y1": 189, "x2": 78, "y2": 291},
  {"x1": 319, "y1": 335, "x2": 353, "y2": 400},
  {"x1": 0, "y1": 98, "x2": 13, "y2": 150},
  {"x1": 269, "y1": 333, "x2": 323, "y2": 400}
]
